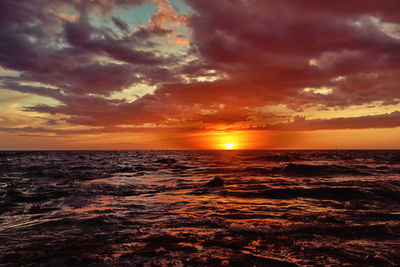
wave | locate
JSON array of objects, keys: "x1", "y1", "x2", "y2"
[
  {"x1": 249, "y1": 154, "x2": 298, "y2": 162},
  {"x1": 210, "y1": 218, "x2": 399, "y2": 241},
  {"x1": 270, "y1": 163, "x2": 368, "y2": 177},
  {"x1": 230, "y1": 186, "x2": 369, "y2": 200}
]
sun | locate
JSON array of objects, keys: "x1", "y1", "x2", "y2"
[
  {"x1": 202, "y1": 131, "x2": 246, "y2": 150},
  {"x1": 223, "y1": 143, "x2": 235, "y2": 150}
]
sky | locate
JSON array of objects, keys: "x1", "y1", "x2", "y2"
[{"x1": 0, "y1": 0, "x2": 400, "y2": 150}]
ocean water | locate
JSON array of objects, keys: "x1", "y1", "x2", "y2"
[{"x1": 1, "y1": 150, "x2": 400, "y2": 266}]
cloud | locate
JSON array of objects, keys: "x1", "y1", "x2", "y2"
[
  {"x1": 254, "y1": 111, "x2": 400, "y2": 131},
  {"x1": 149, "y1": 0, "x2": 188, "y2": 30},
  {"x1": 58, "y1": 12, "x2": 78, "y2": 21},
  {"x1": 174, "y1": 37, "x2": 189, "y2": 45},
  {"x1": 112, "y1": 17, "x2": 130, "y2": 32},
  {"x1": 0, "y1": 125, "x2": 166, "y2": 135},
  {"x1": 0, "y1": 0, "x2": 400, "y2": 139},
  {"x1": 63, "y1": 18, "x2": 166, "y2": 65},
  {"x1": 179, "y1": 0, "x2": 400, "y2": 107}
]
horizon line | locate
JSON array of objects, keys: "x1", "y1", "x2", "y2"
[{"x1": 1, "y1": 148, "x2": 400, "y2": 151}]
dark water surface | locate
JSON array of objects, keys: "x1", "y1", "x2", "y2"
[{"x1": 1, "y1": 150, "x2": 400, "y2": 266}]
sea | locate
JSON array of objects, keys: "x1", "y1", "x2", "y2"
[{"x1": 1, "y1": 150, "x2": 400, "y2": 266}]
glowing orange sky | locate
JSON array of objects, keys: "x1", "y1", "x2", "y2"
[{"x1": 0, "y1": 0, "x2": 400, "y2": 149}]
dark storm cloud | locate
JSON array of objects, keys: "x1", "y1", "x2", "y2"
[
  {"x1": 172, "y1": 0, "x2": 400, "y2": 108},
  {"x1": 0, "y1": 0, "x2": 173, "y2": 97},
  {"x1": 22, "y1": 63, "x2": 140, "y2": 95},
  {"x1": 2, "y1": 81, "x2": 62, "y2": 99},
  {"x1": 63, "y1": 18, "x2": 166, "y2": 65},
  {"x1": 1, "y1": 0, "x2": 400, "y2": 132},
  {"x1": 23, "y1": 92, "x2": 169, "y2": 126}
]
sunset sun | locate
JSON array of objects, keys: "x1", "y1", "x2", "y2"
[
  {"x1": 210, "y1": 132, "x2": 245, "y2": 150},
  {"x1": 223, "y1": 143, "x2": 235, "y2": 150}
]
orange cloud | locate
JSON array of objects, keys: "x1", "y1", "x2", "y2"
[
  {"x1": 149, "y1": 0, "x2": 188, "y2": 30},
  {"x1": 173, "y1": 37, "x2": 189, "y2": 45},
  {"x1": 58, "y1": 12, "x2": 78, "y2": 21}
]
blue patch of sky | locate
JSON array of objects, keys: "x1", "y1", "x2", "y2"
[
  {"x1": 114, "y1": 2, "x2": 157, "y2": 29},
  {"x1": 62, "y1": 7, "x2": 77, "y2": 16},
  {"x1": 85, "y1": 2, "x2": 157, "y2": 33},
  {"x1": 170, "y1": 0, "x2": 193, "y2": 15},
  {"x1": 85, "y1": 1, "x2": 192, "y2": 34}
]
